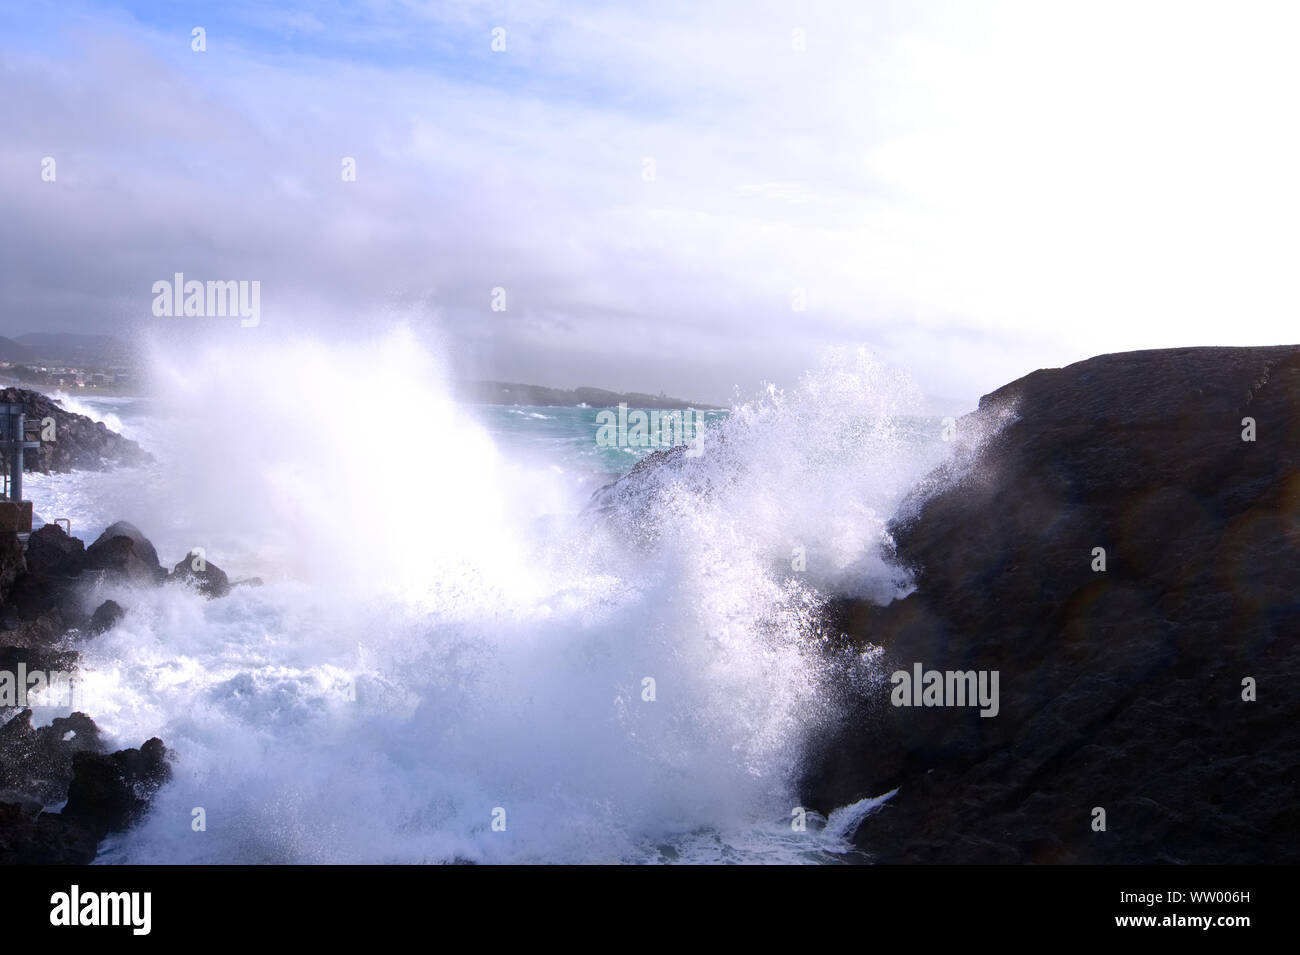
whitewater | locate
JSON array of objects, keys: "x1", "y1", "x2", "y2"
[{"x1": 20, "y1": 328, "x2": 956, "y2": 864}]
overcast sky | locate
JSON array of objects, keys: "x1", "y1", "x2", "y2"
[{"x1": 3, "y1": 0, "x2": 1299, "y2": 404}]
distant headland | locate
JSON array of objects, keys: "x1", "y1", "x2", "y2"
[{"x1": 454, "y1": 380, "x2": 726, "y2": 410}]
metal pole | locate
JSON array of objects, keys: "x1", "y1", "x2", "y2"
[{"x1": 12, "y1": 412, "x2": 22, "y2": 502}]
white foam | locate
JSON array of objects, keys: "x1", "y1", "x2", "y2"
[{"x1": 27, "y1": 328, "x2": 950, "y2": 863}]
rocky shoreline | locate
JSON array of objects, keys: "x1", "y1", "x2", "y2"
[
  {"x1": 587, "y1": 345, "x2": 1300, "y2": 863},
  {"x1": 6, "y1": 346, "x2": 1297, "y2": 864},
  {"x1": 0, "y1": 519, "x2": 237, "y2": 863},
  {"x1": 0, "y1": 387, "x2": 152, "y2": 474}
]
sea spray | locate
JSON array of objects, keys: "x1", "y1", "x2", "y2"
[{"x1": 27, "y1": 329, "x2": 959, "y2": 863}]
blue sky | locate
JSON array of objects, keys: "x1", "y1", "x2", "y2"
[{"x1": 4, "y1": 0, "x2": 1299, "y2": 404}]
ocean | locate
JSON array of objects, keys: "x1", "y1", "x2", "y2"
[{"x1": 20, "y1": 331, "x2": 955, "y2": 864}]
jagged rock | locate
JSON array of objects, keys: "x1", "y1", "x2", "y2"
[
  {"x1": 2, "y1": 527, "x2": 84, "y2": 635},
  {"x1": 0, "y1": 645, "x2": 79, "y2": 685},
  {"x1": 584, "y1": 440, "x2": 732, "y2": 549},
  {"x1": 4, "y1": 575, "x2": 81, "y2": 632},
  {"x1": 0, "y1": 801, "x2": 100, "y2": 864},
  {"x1": 85, "y1": 521, "x2": 166, "y2": 585},
  {"x1": 0, "y1": 713, "x2": 168, "y2": 864},
  {"x1": 0, "y1": 516, "x2": 181, "y2": 863},
  {"x1": 24, "y1": 523, "x2": 86, "y2": 578},
  {"x1": 800, "y1": 345, "x2": 1300, "y2": 864},
  {"x1": 88, "y1": 599, "x2": 125, "y2": 635},
  {"x1": 0, "y1": 387, "x2": 152, "y2": 473},
  {"x1": 0, "y1": 531, "x2": 23, "y2": 607},
  {"x1": 0, "y1": 708, "x2": 101, "y2": 805},
  {"x1": 170, "y1": 555, "x2": 231, "y2": 599},
  {"x1": 62, "y1": 737, "x2": 170, "y2": 839}
]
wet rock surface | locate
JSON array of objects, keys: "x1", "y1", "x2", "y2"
[
  {"x1": 801, "y1": 346, "x2": 1300, "y2": 863},
  {"x1": 0, "y1": 387, "x2": 152, "y2": 473},
  {"x1": 0, "y1": 518, "x2": 239, "y2": 862}
]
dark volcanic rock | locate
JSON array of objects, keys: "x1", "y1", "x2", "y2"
[
  {"x1": 1, "y1": 528, "x2": 86, "y2": 637},
  {"x1": 584, "y1": 439, "x2": 732, "y2": 549},
  {"x1": 170, "y1": 554, "x2": 231, "y2": 599},
  {"x1": 86, "y1": 521, "x2": 166, "y2": 585},
  {"x1": 585, "y1": 445, "x2": 696, "y2": 536},
  {"x1": 0, "y1": 709, "x2": 101, "y2": 804},
  {"x1": 24, "y1": 523, "x2": 86, "y2": 578},
  {"x1": 63, "y1": 737, "x2": 170, "y2": 839},
  {"x1": 0, "y1": 708, "x2": 169, "y2": 864},
  {"x1": 0, "y1": 518, "x2": 187, "y2": 862},
  {"x1": 5, "y1": 575, "x2": 82, "y2": 633},
  {"x1": 88, "y1": 599, "x2": 125, "y2": 635},
  {"x1": 0, "y1": 801, "x2": 101, "y2": 864},
  {"x1": 0, "y1": 387, "x2": 152, "y2": 473},
  {"x1": 0, "y1": 645, "x2": 79, "y2": 690},
  {"x1": 0, "y1": 529, "x2": 23, "y2": 607},
  {"x1": 801, "y1": 345, "x2": 1300, "y2": 864}
]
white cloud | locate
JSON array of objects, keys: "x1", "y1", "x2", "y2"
[{"x1": 3, "y1": 0, "x2": 1298, "y2": 403}]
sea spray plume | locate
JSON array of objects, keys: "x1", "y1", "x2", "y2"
[
  {"x1": 591, "y1": 347, "x2": 952, "y2": 600},
  {"x1": 83, "y1": 334, "x2": 953, "y2": 863},
  {"x1": 888, "y1": 391, "x2": 1020, "y2": 533},
  {"x1": 583, "y1": 347, "x2": 965, "y2": 795},
  {"x1": 139, "y1": 326, "x2": 551, "y2": 607}
]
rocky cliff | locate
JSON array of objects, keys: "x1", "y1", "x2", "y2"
[{"x1": 802, "y1": 346, "x2": 1300, "y2": 863}]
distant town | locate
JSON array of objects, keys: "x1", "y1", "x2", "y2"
[{"x1": 0, "y1": 332, "x2": 139, "y2": 394}]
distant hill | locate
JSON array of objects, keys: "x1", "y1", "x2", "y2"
[
  {"x1": 13, "y1": 332, "x2": 129, "y2": 363},
  {"x1": 0, "y1": 336, "x2": 34, "y2": 362},
  {"x1": 456, "y1": 380, "x2": 725, "y2": 410}
]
